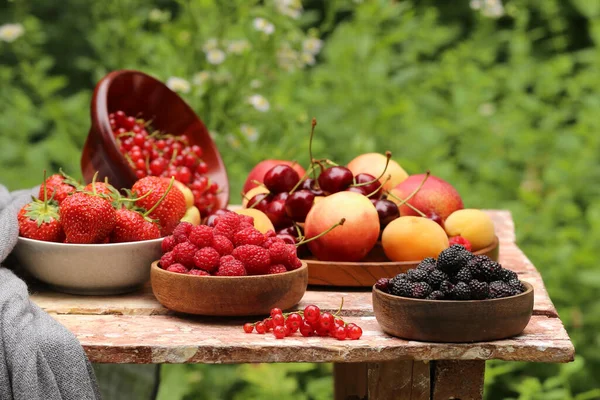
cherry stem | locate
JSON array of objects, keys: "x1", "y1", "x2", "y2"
[
  {"x1": 309, "y1": 118, "x2": 317, "y2": 180},
  {"x1": 323, "y1": 159, "x2": 339, "y2": 167},
  {"x1": 352, "y1": 151, "x2": 392, "y2": 188},
  {"x1": 366, "y1": 174, "x2": 391, "y2": 198},
  {"x1": 385, "y1": 170, "x2": 430, "y2": 217},
  {"x1": 296, "y1": 218, "x2": 346, "y2": 247},
  {"x1": 251, "y1": 180, "x2": 268, "y2": 190},
  {"x1": 144, "y1": 177, "x2": 174, "y2": 217},
  {"x1": 289, "y1": 165, "x2": 315, "y2": 194},
  {"x1": 294, "y1": 224, "x2": 303, "y2": 239},
  {"x1": 248, "y1": 194, "x2": 266, "y2": 210}
]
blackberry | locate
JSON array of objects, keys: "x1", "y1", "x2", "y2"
[
  {"x1": 390, "y1": 279, "x2": 413, "y2": 297},
  {"x1": 466, "y1": 255, "x2": 488, "y2": 275},
  {"x1": 407, "y1": 269, "x2": 428, "y2": 282},
  {"x1": 426, "y1": 269, "x2": 449, "y2": 289},
  {"x1": 453, "y1": 267, "x2": 473, "y2": 283},
  {"x1": 498, "y1": 268, "x2": 518, "y2": 283},
  {"x1": 437, "y1": 245, "x2": 471, "y2": 274},
  {"x1": 477, "y1": 259, "x2": 502, "y2": 282},
  {"x1": 389, "y1": 273, "x2": 407, "y2": 288},
  {"x1": 411, "y1": 282, "x2": 433, "y2": 299},
  {"x1": 488, "y1": 281, "x2": 515, "y2": 299},
  {"x1": 375, "y1": 278, "x2": 390, "y2": 293},
  {"x1": 426, "y1": 290, "x2": 445, "y2": 300},
  {"x1": 417, "y1": 257, "x2": 437, "y2": 271},
  {"x1": 469, "y1": 280, "x2": 489, "y2": 300},
  {"x1": 439, "y1": 280, "x2": 455, "y2": 296},
  {"x1": 507, "y1": 278, "x2": 525, "y2": 294},
  {"x1": 453, "y1": 282, "x2": 472, "y2": 300}
]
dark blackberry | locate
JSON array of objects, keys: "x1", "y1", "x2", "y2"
[
  {"x1": 426, "y1": 269, "x2": 449, "y2": 289},
  {"x1": 426, "y1": 290, "x2": 445, "y2": 300},
  {"x1": 411, "y1": 282, "x2": 433, "y2": 299},
  {"x1": 375, "y1": 278, "x2": 390, "y2": 293},
  {"x1": 507, "y1": 279, "x2": 525, "y2": 294},
  {"x1": 477, "y1": 259, "x2": 502, "y2": 282},
  {"x1": 453, "y1": 282, "x2": 472, "y2": 300},
  {"x1": 417, "y1": 257, "x2": 436, "y2": 271},
  {"x1": 498, "y1": 268, "x2": 518, "y2": 283},
  {"x1": 469, "y1": 280, "x2": 489, "y2": 300},
  {"x1": 390, "y1": 279, "x2": 413, "y2": 297},
  {"x1": 439, "y1": 280, "x2": 455, "y2": 296},
  {"x1": 466, "y1": 255, "x2": 489, "y2": 276},
  {"x1": 488, "y1": 281, "x2": 515, "y2": 299},
  {"x1": 436, "y1": 245, "x2": 471, "y2": 274},
  {"x1": 388, "y1": 273, "x2": 407, "y2": 288},
  {"x1": 453, "y1": 267, "x2": 473, "y2": 283},
  {"x1": 406, "y1": 268, "x2": 428, "y2": 282}
]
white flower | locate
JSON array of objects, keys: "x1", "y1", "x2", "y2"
[
  {"x1": 202, "y1": 38, "x2": 219, "y2": 52},
  {"x1": 300, "y1": 52, "x2": 316, "y2": 66},
  {"x1": 248, "y1": 94, "x2": 270, "y2": 112},
  {"x1": 253, "y1": 18, "x2": 275, "y2": 35},
  {"x1": 148, "y1": 9, "x2": 170, "y2": 23},
  {"x1": 206, "y1": 49, "x2": 226, "y2": 65},
  {"x1": 302, "y1": 38, "x2": 323, "y2": 55},
  {"x1": 192, "y1": 71, "x2": 211, "y2": 86},
  {"x1": 226, "y1": 39, "x2": 250, "y2": 54},
  {"x1": 250, "y1": 79, "x2": 262, "y2": 89},
  {"x1": 470, "y1": 0, "x2": 482, "y2": 10},
  {"x1": 0, "y1": 23, "x2": 24, "y2": 43},
  {"x1": 275, "y1": 0, "x2": 303, "y2": 19},
  {"x1": 471, "y1": 0, "x2": 504, "y2": 18},
  {"x1": 225, "y1": 134, "x2": 241, "y2": 149},
  {"x1": 166, "y1": 77, "x2": 191, "y2": 94},
  {"x1": 240, "y1": 124, "x2": 259, "y2": 142}
]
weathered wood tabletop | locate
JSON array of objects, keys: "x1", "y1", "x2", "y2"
[{"x1": 28, "y1": 210, "x2": 575, "y2": 400}]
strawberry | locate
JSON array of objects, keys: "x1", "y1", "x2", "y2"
[
  {"x1": 60, "y1": 192, "x2": 116, "y2": 243},
  {"x1": 109, "y1": 208, "x2": 160, "y2": 243},
  {"x1": 17, "y1": 200, "x2": 64, "y2": 242},
  {"x1": 38, "y1": 170, "x2": 81, "y2": 204},
  {"x1": 132, "y1": 176, "x2": 186, "y2": 236},
  {"x1": 84, "y1": 179, "x2": 119, "y2": 203}
]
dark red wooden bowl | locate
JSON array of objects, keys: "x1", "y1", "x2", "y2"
[{"x1": 81, "y1": 69, "x2": 229, "y2": 210}]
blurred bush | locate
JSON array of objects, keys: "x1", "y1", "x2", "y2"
[{"x1": 1, "y1": 0, "x2": 600, "y2": 398}]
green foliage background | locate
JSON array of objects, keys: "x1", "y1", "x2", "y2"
[{"x1": 2, "y1": 0, "x2": 600, "y2": 398}]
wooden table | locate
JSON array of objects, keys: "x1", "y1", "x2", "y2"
[{"x1": 29, "y1": 210, "x2": 574, "y2": 400}]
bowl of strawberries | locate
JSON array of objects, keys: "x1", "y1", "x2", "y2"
[
  {"x1": 13, "y1": 171, "x2": 190, "y2": 295},
  {"x1": 151, "y1": 211, "x2": 309, "y2": 316}
]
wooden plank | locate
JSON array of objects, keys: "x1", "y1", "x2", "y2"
[
  {"x1": 334, "y1": 363, "x2": 367, "y2": 400},
  {"x1": 432, "y1": 360, "x2": 485, "y2": 400},
  {"x1": 52, "y1": 314, "x2": 574, "y2": 364},
  {"x1": 367, "y1": 360, "x2": 430, "y2": 400}
]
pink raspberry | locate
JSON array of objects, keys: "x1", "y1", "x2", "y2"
[
  {"x1": 172, "y1": 242, "x2": 198, "y2": 268},
  {"x1": 286, "y1": 245, "x2": 303, "y2": 270},
  {"x1": 268, "y1": 241, "x2": 290, "y2": 264},
  {"x1": 166, "y1": 263, "x2": 188, "y2": 274},
  {"x1": 268, "y1": 264, "x2": 287, "y2": 274},
  {"x1": 159, "y1": 251, "x2": 176, "y2": 269},
  {"x1": 238, "y1": 222, "x2": 254, "y2": 231},
  {"x1": 212, "y1": 235, "x2": 234, "y2": 256},
  {"x1": 216, "y1": 256, "x2": 247, "y2": 276},
  {"x1": 263, "y1": 236, "x2": 284, "y2": 249},
  {"x1": 161, "y1": 235, "x2": 176, "y2": 253},
  {"x1": 193, "y1": 247, "x2": 221, "y2": 272},
  {"x1": 188, "y1": 225, "x2": 214, "y2": 248},
  {"x1": 232, "y1": 245, "x2": 271, "y2": 275},
  {"x1": 233, "y1": 227, "x2": 265, "y2": 247},
  {"x1": 448, "y1": 236, "x2": 472, "y2": 252},
  {"x1": 264, "y1": 229, "x2": 276, "y2": 238},
  {"x1": 188, "y1": 269, "x2": 210, "y2": 276},
  {"x1": 173, "y1": 222, "x2": 193, "y2": 243},
  {"x1": 239, "y1": 214, "x2": 254, "y2": 225},
  {"x1": 213, "y1": 213, "x2": 242, "y2": 240}
]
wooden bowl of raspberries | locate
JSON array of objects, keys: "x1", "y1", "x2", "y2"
[
  {"x1": 81, "y1": 69, "x2": 229, "y2": 215},
  {"x1": 372, "y1": 244, "x2": 534, "y2": 343},
  {"x1": 151, "y1": 211, "x2": 309, "y2": 316}
]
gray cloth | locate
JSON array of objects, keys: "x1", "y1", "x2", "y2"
[{"x1": 0, "y1": 184, "x2": 101, "y2": 400}]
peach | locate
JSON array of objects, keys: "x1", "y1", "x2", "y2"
[
  {"x1": 381, "y1": 216, "x2": 449, "y2": 262},
  {"x1": 180, "y1": 206, "x2": 201, "y2": 225},
  {"x1": 243, "y1": 160, "x2": 306, "y2": 194},
  {"x1": 389, "y1": 174, "x2": 463, "y2": 221},
  {"x1": 242, "y1": 186, "x2": 270, "y2": 208},
  {"x1": 304, "y1": 191, "x2": 380, "y2": 262},
  {"x1": 235, "y1": 208, "x2": 275, "y2": 234},
  {"x1": 347, "y1": 153, "x2": 409, "y2": 191},
  {"x1": 444, "y1": 209, "x2": 495, "y2": 251}
]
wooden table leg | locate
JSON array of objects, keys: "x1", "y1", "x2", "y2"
[
  {"x1": 431, "y1": 360, "x2": 485, "y2": 400},
  {"x1": 334, "y1": 362, "x2": 368, "y2": 400},
  {"x1": 367, "y1": 360, "x2": 430, "y2": 400}
]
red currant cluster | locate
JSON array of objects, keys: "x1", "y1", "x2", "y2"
[
  {"x1": 243, "y1": 304, "x2": 363, "y2": 340},
  {"x1": 109, "y1": 110, "x2": 219, "y2": 213}
]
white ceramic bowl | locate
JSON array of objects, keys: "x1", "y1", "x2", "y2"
[{"x1": 13, "y1": 237, "x2": 162, "y2": 295}]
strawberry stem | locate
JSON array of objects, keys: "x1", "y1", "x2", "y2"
[
  {"x1": 90, "y1": 172, "x2": 99, "y2": 196},
  {"x1": 42, "y1": 170, "x2": 48, "y2": 212},
  {"x1": 296, "y1": 218, "x2": 345, "y2": 247},
  {"x1": 144, "y1": 177, "x2": 174, "y2": 217}
]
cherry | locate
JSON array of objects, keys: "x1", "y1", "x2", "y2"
[
  {"x1": 263, "y1": 165, "x2": 300, "y2": 194},
  {"x1": 272, "y1": 192, "x2": 289, "y2": 202},
  {"x1": 428, "y1": 212, "x2": 445, "y2": 229},
  {"x1": 353, "y1": 173, "x2": 381, "y2": 198},
  {"x1": 317, "y1": 166, "x2": 354, "y2": 194},
  {"x1": 301, "y1": 178, "x2": 324, "y2": 196},
  {"x1": 277, "y1": 234, "x2": 297, "y2": 245},
  {"x1": 284, "y1": 190, "x2": 315, "y2": 222},
  {"x1": 247, "y1": 193, "x2": 270, "y2": 213},
  {"x1": 371, "y1": 199, "x2": 400, "y2": 227},
  {"x1": 346, "y1": 186, "x2": 369, "y2": 196},
  {"x1": 265, "y1": 199, "x2": 291, "y2": 228},
  {"x1": 277, "y1": 225, "x2": 301, "y2": 238}
]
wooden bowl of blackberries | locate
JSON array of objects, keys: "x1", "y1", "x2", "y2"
[{"x1": 372, "y1": 244, "x2": 533, "y2": 343}]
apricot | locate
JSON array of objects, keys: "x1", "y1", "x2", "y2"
[
  {"x1": 382, "y1": 216, "x2": 449, "y2": 262},
  {"x1": 444, "y1": 209, "x2": 495, "y2": 251},
  {"x1": 235, "y1": 208, "x2": 275, "y2": 234},
  {"x1": 347, "y1": 152, "x2": 409, "y2": 191},
  {"x1": 180, "y1": 206, "x2": 201, "y2": 225}
]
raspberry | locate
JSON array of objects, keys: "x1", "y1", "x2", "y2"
[
  {"x1": 188, "y1": 269, "x2": 210, "y2": 276},
  {"x1": 232, "y1": 245, "x2": 271, "y2": 275},
  {"x1": 188, "y1": 225, "x2": 214, "y2": 248},
  {"x1": 238, "y1": 214, "x2": 254, "y2": 225},
  {"x1": 213, "y1": 213, "x2": 241, "y2": 240},
  {"x1": 238, "y1": 222, "x2": 254, "y2": 231},
  {"x1": 212, "y1": 235, "x2": 234, "y2": 256},
  {"x1": 268, "y1": 241, "x2": 289, "y2": 264},
  {"x1": 172, "y1": 242, "x2": 198, "y2": 268},
  {"x1": 448, "y1": 236, "x2": 472, "y2": 252},
  {"x1": 161, "y1": 235, "x2": 176, "y2": 253},
  {"x1": 263, "y1": 236, "x2": 284, "y2": 249},
  {"x1": 159, "y1": 251, "x2": 175, "y2": 269},
  {"x1": 264, "y1": 229, "x2": 276, "y2": 238},
  {"x1": 193, "y1": 247, "x2": 221, "y2": 272},
  {"x1": 285, "y1": 244, "x2": 302, "y2": 270},
  {"x1": 216, "y1": 255, "x2": 246, "y2": 276},
  {"x1": 268, "y1": 264, "x2": 287, "y2": 274},
  {"x1": 375, "y1": 278, "x2": 390, "y2": 292},
  {"x1": 166, "y1": 263, "x2": 188, "y2": 274},
  {"x1": 173, "y1": 222, "x2": 193, "y2": 243},
  {"x1": 234, "y1": 227, "x2": 265, "y2": 247}
]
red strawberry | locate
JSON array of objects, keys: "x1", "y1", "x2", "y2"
[
  {"x1": 84, "y1": 180, "x2": 118, "y2": 202},
  {"x1": 132, "y1": 176, "x2": 186, "y2": 236},
  {"x1": 38, "y1": 171, "x2": 80, "y2": 204},
  {"x1": 60, "y1": 192, "x2": 116, "y2": 243},
  {"x1": 17, "y1": 200, "x2": 64, "y2": 242},
  {"x1": 109, "y1": 208, "x2": 160, "y2": 243}
]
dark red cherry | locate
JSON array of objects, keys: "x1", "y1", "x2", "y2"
[
  {"x1": 265, "y1": 199, "x2": 292, "y2": 229},
  {"x1": 247, "y1": 193, "x2": 271, "y2": 214},
  {"x1": 353, "y1": 173, "x2": 381, "y2": 198},
  {"x1": 371, "y1": 199, "x2": 399, "y2": 227},
  {"x1": 263, "y1": 165, "x2": 300, "y2": 194},
  {"x1": 285, "y1": 190, "x2": 315, "y2": 222},
  {"x1": 276, "y1": 234, "x2": 297, "y2": 245},
  {"x1": 427, "y1": 212, "x2": 445, "y2": 229},
  {"x1": 272, "y1": 192, "x2": 289, "y2": 202},
  {"x1": 277, "y1": 225, "x2": 302, "y2": 238},
  {"x1": 346, "y1": 186, "x2": 369, "y2": 196},
  {"x1": 301, "y1": 178, "x2": 324, "y2": 197},
  {"x1": 317, "y1": 166, "x2": 354, "y2": 194},
  {"x1": 204, "y1": 209, "x2": 232, "y2": 227}
]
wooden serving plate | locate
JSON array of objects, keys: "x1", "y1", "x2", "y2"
[
  {"x1": 150, "y1": 261, "x2": 308, "y2": 316},
  {"x1": 372, "y1": 282, "x2": 534, "y2": 343},
  {"x1": 304, "y1": 236, "x2": 499, "y2": 287}
]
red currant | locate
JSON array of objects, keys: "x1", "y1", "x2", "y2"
[
  {"x1": 284, "y1": 325, "x2": 292, "y2": 336},
  {"x1": 273, "y1": 325, "x2": 286, "y2": 339},
  {"x1": 263, "y1": 318, "x2": 272, "y2": 332},
  {"x1": 299, "y1": 321, "x2": 314, "y2": 337},
  {"x1": 345, "y1": 323, "x2": 363, "y2": 340},
  {"x1": 270, "y1": 308, "x2": 283, "y2": 318},
  {"x1": 319, "y1": 312, "x2": 334, "y2": 330},
  {"x1": 255, "y1": 322, "x2": 266, "y2": 334},
  {"x1": 285, "y1": 313, "x2": 302, "y2": 330},
  {"x1": 303, "y1": 305, "x2": 320, "y2": 324},
  {"x1": 272, "y1": 313, "x2": 285, "y2": 327},
  {"x1": 243, "y1": 323, "x2": 254, "y2": 333},
  {"x1": 334, "y1": 326, "x2": 347, "y2": 340}
]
